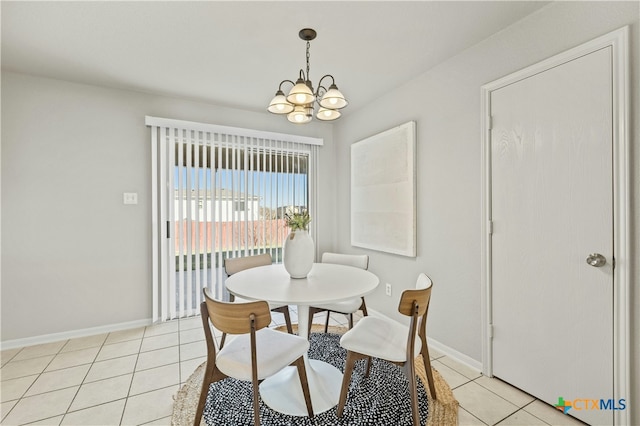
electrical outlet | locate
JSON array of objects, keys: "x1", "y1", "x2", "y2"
[{"x1": 385, "y1": 283, "x2": 392, "y2": 297}]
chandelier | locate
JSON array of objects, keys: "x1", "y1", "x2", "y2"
[{"x1": 267, "y1": 28, "x2": 348, "y2": 124}]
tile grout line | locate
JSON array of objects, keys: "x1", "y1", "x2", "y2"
[
  {"x1": 0, "y1": 346, "x2": 24, "y2": 366},
  {"x1": 138, "y1": 317, "x2": 192, "y2": 424},
  {"x1": 2, "y1": 338, "x2": 72, "y2": 424},
  {"x1": 177, "y1": 318, "x2": 185, "y2": 386},
  {"x1": 468, "y1": 375, "x2": 533, "y2": 408},
  {"x1": 62, "y1": 332, "x2": 118, "y2": 424},
  {"x1": 456, "y1": 377, "x2": 553, "y2": 425},
  {"x1": 519, "y1": 400, "x2": 555, "y2": 425},
  {"x1": 458, "y1": 406, "x2": 490, "y2": 425},
  {"x1": 450, "y1": 375, "x2": 517, "y2": 424},
  {"x1": 491, "y1": 408, "x2": 523, "y2": 426},
  {"x1": 118, "y1": 327, "x2": 146, "y2": 426},
  {"x1": 6, "y1": 335, "x2": 110, "y2": 425}
]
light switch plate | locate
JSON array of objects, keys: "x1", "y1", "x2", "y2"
[{"x1": 123, "y1": 192, "x2": 138, "y2": 205}]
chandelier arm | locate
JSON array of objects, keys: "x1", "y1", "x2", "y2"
[
  {"x1": 315, "y1": 74, "x2": 337, "y2": 105},
  {"x1": 315, "y1": 86, "x2": 328, "y2": 106},
  {"x1": 317, "y1": 74, "x2": 336, "y2": 90},
  {"x1": 277, "y1": 79, "x2": 296, "y2": 92}
]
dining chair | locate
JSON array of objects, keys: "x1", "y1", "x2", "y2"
[
  {"x1": 194, "y1": 288, "x2": 313, "y2": 426},
  {"x1": 336, "y1": 273, "x2": 437, "y2": 426},
  {"x1": 220, "y1": 253, "x2": 293, "y2": 348},
  {"x1": 307, "y1": 252, "x2": 369, "y2": 334}
]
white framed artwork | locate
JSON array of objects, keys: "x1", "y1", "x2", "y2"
[{"x1": 351, "y1": 121, "x2": 416, "y2": 257}]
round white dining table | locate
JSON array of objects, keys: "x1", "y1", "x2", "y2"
[{"x1": 225, "y1": 262, "x2": 379, "y2": 416}]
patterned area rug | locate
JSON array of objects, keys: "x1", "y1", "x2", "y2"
[{"x1": 171, "y1": 326, "x2": 458, "y2": 426}]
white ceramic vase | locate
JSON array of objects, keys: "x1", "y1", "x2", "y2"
[{"x1": 283, "y1": 230, "x2": 315, "y2": 279}]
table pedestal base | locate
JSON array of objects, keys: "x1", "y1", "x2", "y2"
[{"x1": 259, "y1": 358, "x2": 342, "y2": 416}]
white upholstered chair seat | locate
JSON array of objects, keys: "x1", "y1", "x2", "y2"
[
  {"x1": 339, "y1": 316, "x2": 422, "y2": 363},
  {"x1": 217, "y1": 328, "x2": 310, "y2": 380},
  {"x1": 312, "y1": 298, "x2": 363, "y2": 314}
]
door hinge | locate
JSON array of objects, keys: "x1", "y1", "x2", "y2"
[
  {"x1": 489, "y1": 324, "x2": 494, "y2": 339},
  {"x1": 488, "y1": 115, "x2": 493, "y2": 131},
  {"x1": 488, "y1": 220, "x2": 494, "y2": 235},
  {"x1": 166, "y1": 221, "x2": 171, "y2": 239}
]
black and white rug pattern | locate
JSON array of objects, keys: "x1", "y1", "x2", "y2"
[{"x1": 202, "y1": 332, "x2": 428, "y2": 425}]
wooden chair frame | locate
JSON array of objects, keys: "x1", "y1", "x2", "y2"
[
  {"x1": 220, "y1": 253, "x2": 293, "y2": 348},
  {"x1": 337, "y1": 284, "x2": 437, "y2": 426},
  {"x1": 194, "y1": 292, "x2": 313, "y2": 426}
]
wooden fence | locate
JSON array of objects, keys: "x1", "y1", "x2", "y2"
[{"x1": 174, "y1": 219, "x2": 289, "y2": 253}]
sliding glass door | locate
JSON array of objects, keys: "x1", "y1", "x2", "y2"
[{"x1": 148, "y1": 117, "x2": 321, "y2": 321}]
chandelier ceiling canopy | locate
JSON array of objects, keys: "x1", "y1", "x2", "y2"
[{"x1": 268, "y1": 28, "x2": 348, "y2": 124}]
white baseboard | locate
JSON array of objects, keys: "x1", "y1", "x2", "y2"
[
  {"x1": 426, "y1": 336, "x2": 483, "y2": 372},
  {"x1": 0, "y1": 318, "x2": 153, "y2": 351},
  {"x1": 368, "y1": 308, "x2": 483, "y2": 373}
]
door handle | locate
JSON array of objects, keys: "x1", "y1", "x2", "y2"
[{"x1": 586, "y1": 253, "x2": 606, "y2": 267}]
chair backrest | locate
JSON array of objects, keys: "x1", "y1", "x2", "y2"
[
  {"x1": 224, "y1": 253, "x2": 272, "y2": 276},
  {"x1": 202, "y1": 288, "x2": 271, "y2": 334},
  {"x1": 415, "y1": 273, "x2": 432, "y2": 290},
  {"x1": 321, "y1": 252, "x2": 369, "y2": 270},
  {"x1": 398, "y1": 273, "x2": 433, "y2": 317},
  {"x1": 398, "y1": 273, "x2": 433, "y2": 363}
]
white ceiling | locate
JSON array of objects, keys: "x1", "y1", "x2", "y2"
[{"x1": 1, "y1": 1, "x2": 550, "y2": 116}]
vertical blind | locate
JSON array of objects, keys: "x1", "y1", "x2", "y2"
[{"x1": 147, "y1": 117, "x2": 322, "y2": 322}]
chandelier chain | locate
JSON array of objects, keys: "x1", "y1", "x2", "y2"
[{"x1": 306, "y1": 41, "x2": 311, "y2": 84}]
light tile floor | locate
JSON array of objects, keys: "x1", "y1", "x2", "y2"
[{"x1": 1, "y1": 310, "x2": 586, "y2": 426}]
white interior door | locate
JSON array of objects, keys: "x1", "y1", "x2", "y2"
[{"x1": 490, "y1": 47, "x2": 613, "y2": 425}]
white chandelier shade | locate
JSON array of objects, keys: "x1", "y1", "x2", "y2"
[
  {"x1": 316, "y1": 107, "x2": 341, "y2": 121},
  {"x1": 268, "y1": 28, "x2": 347, "y2": 124},
  {"x1": 287, "y1": 105, "x2": 313, "y2": 124},
  {"x1": 267, "y1": 90, "x2": 295, "y2": 114},
  {"x1": 286, "y1": 78, "x2": 316, "y2": 105},
  {"x1": 319, "y1": 84, "x2": 348, "y2": 109}
]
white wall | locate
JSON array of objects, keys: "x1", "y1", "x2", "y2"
[
  {"x1": 0, "y1": 72, "x2": 335, "y2": 341},
  {"x1": 333, "y1": 1, "x2": 639, "y2": 421}
]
